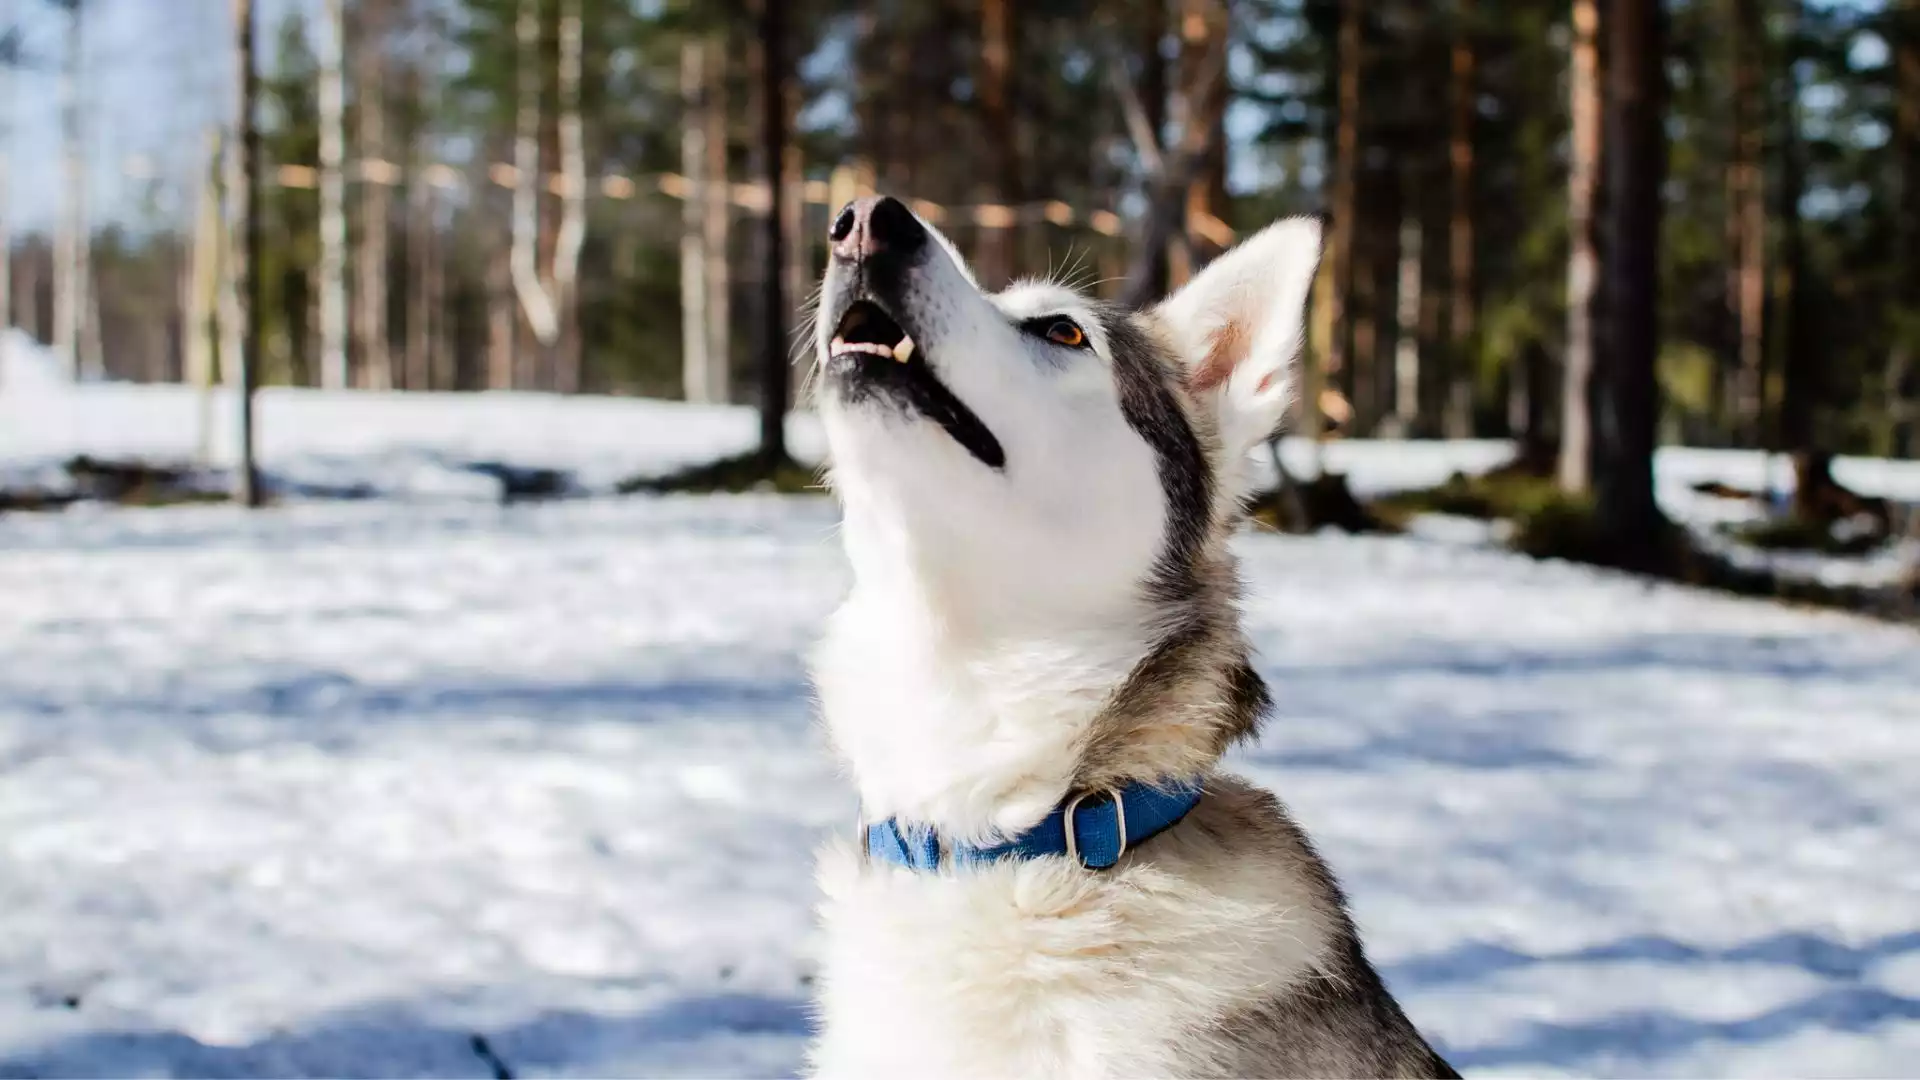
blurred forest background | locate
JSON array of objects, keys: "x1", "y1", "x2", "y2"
[{"x1": 0, "y1": 0, "x2": 1916, "y2": 549}]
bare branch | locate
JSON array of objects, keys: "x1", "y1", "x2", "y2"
[{"x1": 1106, "y1": 57, "x2": 1165, "y2": 177}]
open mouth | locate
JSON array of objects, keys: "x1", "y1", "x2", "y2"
[{"x1": 828, "y1": 300, "x2": 1006, "y2": 470}]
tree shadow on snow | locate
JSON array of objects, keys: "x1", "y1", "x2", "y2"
[
  {"x1": 1262, "y1": 629, "x2": 1920, "y2": 688},
  {"x1": 1390, "y1": 929, "x2": 1920, "y2": 1070},
  {"x1": 0, "y1": 655, "x2": 815, "y2": 745},
  {"x1": 0, "y1": 991, "x2": 810, "y2": 1080}
]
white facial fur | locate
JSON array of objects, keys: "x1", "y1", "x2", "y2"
[
  {"x1": 816, "y1": 245, "x2": 1166, "y2": 635},
  {"x1": 813, "y1": 212, "x2": 1323, "y2": 838}
]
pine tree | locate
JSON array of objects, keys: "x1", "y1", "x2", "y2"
[{"x1": 1593, "y1": 0, "x2": 1670, "y2": 566}]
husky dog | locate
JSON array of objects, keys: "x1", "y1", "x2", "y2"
[{"x1": 805, "y1": 196, "x2": 1457, "y2": 1079}]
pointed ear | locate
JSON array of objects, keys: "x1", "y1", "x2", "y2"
[{"x1": 1154, "y1": 216, "x2": 1323, "y2": 458}]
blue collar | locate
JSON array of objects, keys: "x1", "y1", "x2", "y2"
[{"x1": 862, "y1": 778, "x2": 1204, "y2": 872}]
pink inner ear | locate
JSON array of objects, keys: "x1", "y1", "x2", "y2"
[
  {"x1": 1191, "y1": 321, "x2": 1246, "y2": 392},
  {"x1": 1255, "y1": 370, "x2": 1279, "y2": 394}
]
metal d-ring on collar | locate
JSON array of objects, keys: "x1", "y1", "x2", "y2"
[{"x1": 1062, "y1": 786, "x2": 1126, "y2": 865}]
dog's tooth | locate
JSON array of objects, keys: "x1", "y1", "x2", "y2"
[{"x1": 893, "y1": 336, "x2": 915, "y2": 363}]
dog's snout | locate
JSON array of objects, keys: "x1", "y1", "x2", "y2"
[{"x1": 831, "y1": 196, "x2": 926, "y2": 263}]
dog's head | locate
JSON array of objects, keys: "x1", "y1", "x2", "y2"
[{"x1": 813, "y1": 196, "x2": 1321, "y2": 632}]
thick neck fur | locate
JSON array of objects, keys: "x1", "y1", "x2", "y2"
[{"x1": 813, "y1": 525, "x2": 1259, "y2": 846}]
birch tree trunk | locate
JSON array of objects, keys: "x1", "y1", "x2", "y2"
[
  {"x1": 680, "y1": 40, "x2": 713, "y2": 403},
  {"x1": 1559, "y1": 0, "x2": 1601, "y2": 492},
  {"x1": 405, "y1": 57, "x2": 435, "y2": 393},
  {"x1": 219, "y1": 131, "x2": 242, "y2": 392},
  {"x1": 188, "y1": 130, "x2": 221, "y2": 461},
  {"x1": 1392, "y1": 213, "x2": 1422, "y2": 435},
  {"x1": 0, "y1": 0, "x2": 12, "y2": 346},
  {"x1": 508, "y1": 0, "x2": 561, "y2": 362},
  {"x1": 355, "y1": 0, "x2": 391, "y2": 390},
  {"x1": 318, "y1": 0, "x2": 348, "y2": 390},
  {"x1": 551, "y1": 0, "x2": 586, "y2": 394},
  {"x1": 487, "y1": 218, "x2": 516, "y2": 390},
  {"x1": 54, "y1": 2, "x2": 83, "y2": 380},
  {"x1": 703, "y1": 36, "x2": 731, "y2": 402}
]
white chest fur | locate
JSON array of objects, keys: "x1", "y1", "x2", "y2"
[{"x1": 805, "y1": 810, "x2": 1338, "y2": 1080}]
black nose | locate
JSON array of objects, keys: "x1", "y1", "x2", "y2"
[{"x1": 830, "y1": 196, "x2": 926, "y2": 263}]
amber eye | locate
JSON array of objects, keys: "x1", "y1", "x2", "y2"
[{"x1": 1044, "y1": 320, "x2": 1087, "y2": 348}]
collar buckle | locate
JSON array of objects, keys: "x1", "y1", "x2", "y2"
[{"x1": 1062, "y1": 787, "x2": 1126, "y2": 867}]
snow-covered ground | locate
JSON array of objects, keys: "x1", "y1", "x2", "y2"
[
  {"x1": 7, "y1": 362, "x2": 1919, "y2": 516},
  {"x1": 3, "y1": 492, "x2": 1920, "y2": 1077},
  {"x1": 6, "y1": 376, "x2": 1920, "y2": 1075},
  {"x1": 0, "y1": 372, "x2": 828, "y2": 501}
]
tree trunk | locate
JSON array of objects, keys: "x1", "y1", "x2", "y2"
[
  {"x1": 318, "y1": 0, "x2": 347, "y2": 390},
  {"x1": 757, "y1": 0, "x2": 790, "y2": 469},
  {"x1": 54, "y1": 3, "x2": 83, "y2": 380},
  {"x1": 1391, "y1": 212, "x2": 1422, "y2": 436},
  {"x1": 551, "y1": 0, "x2": 586, "y2": 394},
  {"x1": 1114, "y1": 0, "x2": 1228, "y2": 310},
  {"x1": 1137, "y1": 0, "x2": 1170, "y2": 301},
  {"x1": 1178, "y1": 0, "x2": 1230, "y2": 281},
  {"x1": 403, "y1": 14, "x2": 441, "y2": 395},
  {"x1": 0, "y1": 0, "x2": 12, "y2": 351},
  {"x1": 487, "y1": 218, "x2": 516, "y2": 390},
  {"x1": 426, "y1": 195, "x2": 450, "y2": 392},
  {"x1": 1594, "y1": 0, "x2": 1670, "y2": 565},
  {"x1": 1559, "y1": 0, "x2": 1601, "y2": 492},
  {"x1": 1773, "y1": 4, "x2": 1814, "y2": 454},
  {"x1": 188, "y1": 130, "x2": 222, "y2": 461},
  {"x1": 782, "y1": 100, "x2": 808, "y2": 407},
  {"x1": 704, "y1": 36, "x2": 731, "y2": 401},
  {"x1": 1326, "y1": 0, "x2": 1361, "y2": 406},
  {"x1": 1351, "y1": 217, "x2": 1377, "y2": 429},
  {"x1": 355, "y1": 0, "x2": 391, "y2": 390},
  {"x1": 509, "y1": 0, "x2": 558, "y2": 360},
  {"x1": 1889, "y1": 0, "x2": 1920, "y2": 455},
  {"x1": 1445, "y1": 0, "x2": 1477, "y2": 439},
  {"x1": 407, "y1": 175, "x2": 435, "y2": 392},
  {"x1": 975, "y1": 0, "x2": 1020, "y2": 287},
  {"x1": 233, "y1": 0, "x2": 261, "y2": 507},
  {"x1": 680, "y1": 40, "x2": 714, "y2": 403},
  {"x1": 1727, "y1": 0, "x2": 1767, "y2": 445},
  {"x1": 219, "y1": 131, "x2": 242, "y2": 390}
]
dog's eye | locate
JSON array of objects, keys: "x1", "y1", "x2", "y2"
[
  {"x1": 1046, "y1": 321, "x2": 1086, "y2": 348},
  {"x1": 1028, "y1": 318, "x2": 1087, "y2": 349}
]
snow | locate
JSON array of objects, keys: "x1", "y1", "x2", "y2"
[
  {"x1": 0, "y1": 380, "x2": 831, "y2": 499},
  {"x1": 0, "y1": 330, "x2": 69, "y2": 395},
  {"x1": 6, "y1": 375, "x2": 1919, "y2": 516},
  {"x1": 4, "y1": 384, "x2": 1920, "y2": 1075},
  {"x1": 2, "y1": 488, "x2": 1919, "y2": 1077}
]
